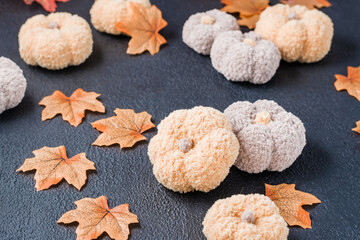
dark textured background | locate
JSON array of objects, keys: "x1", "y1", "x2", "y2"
[{"x1": 0, "y1": 0, "x2": 359, "y2": 239}]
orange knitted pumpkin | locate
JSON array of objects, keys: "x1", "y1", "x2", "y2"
[
  {"x1": 148, "y1": 106, "x2": 239, "y2": 193},
  {"x1": 203, "y1": 194, "x2": 289, "y2": 240}
]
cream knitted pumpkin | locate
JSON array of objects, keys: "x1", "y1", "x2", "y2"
[
  {"x1": 19, "y1": 13, "x2": 93, "y2": 70},
  {"x1": 90, "y1": 0, "x2": 151, "y2": 35},
  {"x1": 255, "y1": 4, "x2": 333, "y2": 63}
]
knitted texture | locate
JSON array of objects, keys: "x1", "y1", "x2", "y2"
[
  {"x1": 90, "y1": 0, "x2": 151, "y2": 35},
  {"x1": 18, "y1": 13, "x2": 93, "y2": 70},
  {"x1": 224, "y1": 100, "x2": 306, "y2": 173},
  {"x1": 182, "y1": 9, "x2": 239, "y2": 55},
  {"x1": 202, "y1": 194, "x2": 289, "y2": 240},
  {"x1": 0, "y1": 57, "x2": 26, "y2": 114},
  {"x1": 211, "y1": 31, "x2": 281, "y2": 84},
  {"x1": 148, "y1": 106, "x2": 239, "y2": 193},
  {"x1": 255, "y1": 4, "x2": 333, "y2": 63}
]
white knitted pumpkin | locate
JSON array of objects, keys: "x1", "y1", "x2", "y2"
[
  {"x1": 0, "y1": 57, "x2": 26, "y2": 114},
  {"x1": 211, "y1": 31, "x2": 281, "y2": 84}
]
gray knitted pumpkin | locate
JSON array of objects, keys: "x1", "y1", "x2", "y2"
[
  {"x1": 224, "y1": 100, "x2": 306, "y2": 173},
  {"x1": 182, "y1": 9, "x2": 239, "y2": 55},
  {"x1": 211, "y1": 31, "x2": 281, "y2": 84},
  {"x1": 0, "y1": 57, "x2": 26, "y2": 114}
]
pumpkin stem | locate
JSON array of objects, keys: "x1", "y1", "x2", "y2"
[
  {"x1": 201, "y1": 15, "x2": 215, "y2": 25},
  {"x1": 254, "y1": 111, "x2": 271, "y2": 125},
  {"x1": 241, "y1": 209, "x2": 255, "y2": 224},
  {"x1": 243, "y1": 38, "x2": 256, "y2": 47},
  {"x1": 288, "y1": 12, "x2": 299, "y2": 20},
  {"x1": 48, "y1": 21, "x2": 59, "y2": 29},
  {"x1": 178, "y1": 138, "x2": 193, "y2": 153}
]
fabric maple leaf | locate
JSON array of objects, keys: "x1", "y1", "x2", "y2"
[
  {"x1": 58, "y1": 196, "x2": 138, "y2": 240},
  {"x1": 221, "y1": 0, "x2": 269, "y2": 16},
  {"x1": 237, "y1": 14, "x2": 260, "y2": 29},
  {"x1": 265, "y1": 183, "x2": 321, "y2": 229},
  {"x1": 39, "y1": 88, "x2": 105, "y2": 127},
  {"x1": 115, "y1": 2, "x2": 168, "y2": 55},
  {"x1": 91, "y1": 109, "x2": 155, "y2": 148},
  {"x1": 17, "y1": 146, "x2": 95, "y2": 191},
  {"x1": 352, "y1": 121, "x2": 360, "y2": 134},
  {"x1": 280, "y1": 0, "x2": 331, "y2": 9},
  {"x1": 23, "y1": 0, "x2": 69, "y2": 13},
  {"x1": 334, "y1": 66, "x2": 360, "y2": 101}
]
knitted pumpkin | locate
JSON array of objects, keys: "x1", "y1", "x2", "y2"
[
  {"x1": 90, "y1": 0, "x2": 151, "y2": 35},
  {"x1": 148, "y1": 106, "x2": 239, "y2": 193},
  {"x1": 18, "y1": 13, "x2": 93, "y2": 70},
  {"x1": 182, "y1": 9, "x2": 239, "y2": 55},
  {"x1": 0, "y1": 57, "x2": 27, "y2": 114},
  {"x1": 203, "y1": 194, "x2": 289, "y2": 240},
  {"x1": 211, "y1": 31, "x2": 281, "y2": 84},
  {"x1": 224, "y1": 100, "x2": 306, "y2": 173},
  {"x1": 255, "y1": 4, "x2": 334, "y2": 63}
]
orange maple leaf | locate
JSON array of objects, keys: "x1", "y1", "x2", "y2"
[
  {"x1": 352, "y1": 121, "x2": 360, "y2": 134},
  {"x1": 23, "y1": 0, "x2": 69, "y2": 12},
  {"x1": 237, "y1": 14, "x2": 260, "y2": 29},
  {"x1": 265, "y1": 183, "x2": 321, "y2": 229},
  {"x1": 334, "y1": 66, "x2": 360, "y2": 101},
  {"x1": 91, "y1": 109, "x2": 155, "y2": 148},
  {"x1": 115, "y1": 2, "x2": 168, "y2": 55},
  {"x1": 280, "y1": 0, "x2": 331, "y2": 9},
  {"x1": 16, "y1": 146, "x2": 95, "y2": 191},
  {"x1": 39, "y1": 88, "x2": 105, "y2": 127},
  {"x1": 58, "y1": 196, "x2": 138, "y2": 240},
  {"x1": 221, "y1": 0, "x2": 269, "y2": 16}
]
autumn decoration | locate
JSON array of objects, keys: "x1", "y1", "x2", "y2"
[
  {"x1": 90, "y1": 0, "x2": 151, "y2": 35},
  {"x1": 255, "y1": 4, "x2": 334, "y2": 63},
  {"x1": 265, "y1": 183, "x2": 321, "y2": 229},
  {"x1": 115, "y1": 2, "x2": 168, "y2": 55},
  {"x1": 23, "y1": 0, "x2": 69, "y2": 13},
  {"x1": 16, "y1": 146, "x2": 95, "y2": 191},
  {"x1": 352, "y1": 121, "x2": 360, "y2": 134},
  {"x1": 221, "y1": 0, "x2": 269, "y2": 15},
  {"x1": 203, "y1": 194, "x2": 289, "y2": 240},
  {"x1": 221, "y1": 0, "x2": 270, "y2": 29},
  {"x1": 237, "y1": 14, "x2": 261, "y2": 29},
  {"x1": 14, "y1": 0, "x2": 341, "y2": 238},
  {"x1": 148, "y1": 106, "x2": 239, "y2": 193},
  {"x1": 334, "y1": 66, "x2": 360, "y2": 101},
  {"x1": 0, "y1": 57, "x2": 27, "y2": 114},
  {"x1": 19, "y1": 13, "x2": 93, "y2": 70},
  {"x1": 39, "y1": 88, "x2": 105, "y2": 127},
  {"x1": 211, "y1": 32, "x2": 281, "y2": 84},
  {"x1": 224, "y1": 100, "x2": 306, "y2": 173},
  {"x1": 280, "y1": 0, "x2": 331, "y2": 9},
  {"x1": 58, "y1": 196, "x2": 138, "y2": 240},
  {"x1": 182, "y1": 9, "x2": 239, "y2": 55},
  {"x1": 91, "y1": 108, "x2": 155, "y2": 149}
]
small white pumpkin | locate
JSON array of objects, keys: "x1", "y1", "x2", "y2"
[{"x1": 0, "y1": 57, "x2": 26, "y2": 114}]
